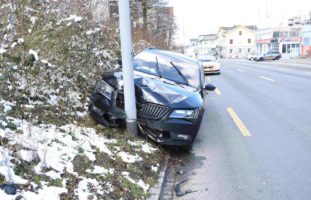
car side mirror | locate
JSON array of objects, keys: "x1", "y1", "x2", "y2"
[{"x1": 205, "y1": 83, "x2": 216, "y2": 91}]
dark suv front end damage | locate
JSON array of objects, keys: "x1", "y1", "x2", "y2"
[{"x1": 89, "y1": 49, "x2": 214, "y2": 148}]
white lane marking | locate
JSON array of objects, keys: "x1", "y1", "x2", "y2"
[
  {"x1": 237, "y1": 69, "x2": 245, "y2": 72},
  {"x1": 259, "y1": 76, "x2": 275, "y2": 82},
  {"x1": 215, "y1": 88, "x2": 221, "y2": 95},
  {"x1": 278, "y1": 67, "x2": 290, "y2": 71},
  {"x1": 304, "y1": 72, "x2": 311, "y2": 75}
]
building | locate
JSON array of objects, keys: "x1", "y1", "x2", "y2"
[
  {"x1": 217, "y1": 25, "x2": 257, "y2": 58},
  {"x1": 288, "y1": 17, "x2": 304, "y2": 28},
  {"x1": 301, "y1": 25, "x2": 311, "y2": 56},
  {"x1": 197, "y1": 34, "x2": 218, "y2": 56},
  {"x1": 256, "y1": 27, "x2": 302, "y2": 58}
]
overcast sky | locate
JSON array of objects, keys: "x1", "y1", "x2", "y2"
[{"x1": 169, "y1": 0, "x2": 311, "y2": 45}]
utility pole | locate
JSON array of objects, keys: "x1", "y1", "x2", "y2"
[{"x1": 118, "y1": 0, "x2": 137, "y2": 135}]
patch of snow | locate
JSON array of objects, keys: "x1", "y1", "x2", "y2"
[
  {"x1": 21, "y1": 186, "x2": 67, "y2": 200},
  {"x1": 122, "y1": 172, "x2": 149, "y2": 192},
  {"x1": 151, "y1": 165, "x2": 158, "y2": 172},
  {"x1": 11, "y1": 42, "x2": 17, "y2": 48},
  {"x1": 0, "y1": 147, "x2": 28, "y2": 184},
  {"x1": 86, "y1": 166, "x2": 114, "y2": 175},
  {"x1": 76, "y1": 111, "x2": 87, "y2": 118},
  {"x1": 45, "y1": 170, "x2": 62, "y2": 180},
  {"x1": 41, "y1": 59, "x2": 48, "y2": 64},
  {"x1": 47, "y1": 94, "x2": 58, "y2": 106},
  {"x1": 0, "y1": 99, "x2": 16, "y2": 113},
  {"x1": 64, "y1": 15, "x2": 83, "y2": 23},
  {"x1": 22, "y1": 104, "x2": 35, "y2": 109},
  {"x1": 0, "y1": 48, "x2": 7, "y2": 54},
  {"x1": 18, "y1": 150, "x2": 38, "y2": 163},
  {"x1": 29, "y1": 49, "x2": 39, "y2": 61},
  {"x1": 17, "y1": 38, "x2": 24, "y2": 44},
  {"x1": 41, "y1": 59, "x2": 55, "y2": 68},
  {"x1": 86, "y1": 30, "x2": 93, "y2": 35},
  {"x1": 117, "y1": 152, "x2": 142, "y2": 164},
  {"x1": 30, "y1": 16, "x2": 37, "y2": 25},
  {"x1": 141, "y1": 143, "x2": 157, "y2": 154},
  {"x1": 128, "y1": 140, "x2": 139, "y2": 146},
  {"x1": 75, "y1": 178, "x2": 103, "y2": 200}
]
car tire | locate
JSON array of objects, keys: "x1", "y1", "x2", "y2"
[{"x1": 274, "y1": 56, "x2": 281, "y2": 60}]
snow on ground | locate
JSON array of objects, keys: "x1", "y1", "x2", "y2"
[
  {"x1": 86, "y1": 166, "x2": 114, "y2": 175},
  {"x1": 28, "y1": 49, "x2": 39, "y2": 61},
  {"x1": 0, "y1": 98, "x2": 16, "y2": 113},
  {"x1": 75, "y1": 178, "x2": 104, "y2": 200},
  {"x1": 122, "y1": 171, "x2": 150, "y2": 192},
  {"x1": 0, "y1": 147, "x2": 28, "y2": 184},
  {"x1": 0, "y1": 115, "x2": 161, "y2": 199},
  {"x1": 0, "y1": 47, "x2": 6, "y2": 54},
  {"x1": 57, "y1": 15, "x2": 83, "y2": 25},
  {"x1": 128, "y1": 140, "x2": 157, "y2": 154},
  {"x1": 0, "y1": 186, "x2": 67, "y2": 200},
  {"x1": 117, "y1": 151, "x2": 143, "y2": 163},
  {"x1": 151, "y1": 165, "x2": 159, "y2": 172},
  {"x1": 17, "y1": 38, "x2": 24, "y2": 44}
]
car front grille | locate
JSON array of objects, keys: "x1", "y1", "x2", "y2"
[{"x1": 138, "y1": 103, "x2": 170, "y2": 119}]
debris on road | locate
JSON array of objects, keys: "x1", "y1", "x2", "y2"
[{"x1": 174, "y1": 178, "x2": 198, "y2": 197}]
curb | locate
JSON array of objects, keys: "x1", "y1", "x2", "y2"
[{"x1": 147, "y1": 154, "x2": 170, "y2": 200}]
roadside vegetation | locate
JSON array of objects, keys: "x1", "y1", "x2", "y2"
[{"x1": 0, "y1": 0, "x2": 175, "y2": 199}]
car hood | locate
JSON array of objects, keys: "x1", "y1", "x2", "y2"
[
  {"x1": 108, "y1": 69, "x2": 203, "y2": 109},
  {"x1": 135, "y1": 77, "x2": 203, "y2": 109}
]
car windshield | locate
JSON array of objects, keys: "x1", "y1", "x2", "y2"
[
  {"x1": 199, "y1": 56, "x2": 216, "y2": 62},
  {"x1": 133, "y1": 50, "x2": 202, "y2": 89},
  {"x1": 199, "y1": 59, "x2": 215, "y2": 62}
]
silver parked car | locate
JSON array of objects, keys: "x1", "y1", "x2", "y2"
[{"x1": 255, "y1": 51, "x2": 282, "y2": 61}]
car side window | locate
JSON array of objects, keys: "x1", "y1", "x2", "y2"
[{"x1": 133, "y1": 52, "x2": 158, "y2": 76}]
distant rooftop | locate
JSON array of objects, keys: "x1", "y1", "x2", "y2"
[
  {"x1": 198, "y1": 34, "x2": 217, "y2": 37},
  {"x1": 219, "y1": 25, "x2": 258, "y2": 31}
]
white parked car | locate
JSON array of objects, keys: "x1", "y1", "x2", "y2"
[
  {"x1": 198, "y1": 55, "x2": 220, "y2": 75},
  {"x1": 246, "y1": 53, "x2": 259, "y2": 61}
]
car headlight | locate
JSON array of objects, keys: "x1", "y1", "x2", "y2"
[
  {"x1": 95, "y1": 80, "x2": 114, "y2": 100},
  {"x1": 169, "y1": 109, "x2": 199, "y2": 119}
]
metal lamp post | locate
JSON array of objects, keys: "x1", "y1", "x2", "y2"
[{"x1": 118, "y1": 0, "x2": 137, "y2": 135}]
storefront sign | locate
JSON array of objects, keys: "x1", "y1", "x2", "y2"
[{"x1": 256, "y1": 39, "x2": 272, "y2": 44}]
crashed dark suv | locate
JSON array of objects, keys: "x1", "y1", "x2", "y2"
[{"x1": 89, "y1": 48, "x2": 215, "y2": 148}]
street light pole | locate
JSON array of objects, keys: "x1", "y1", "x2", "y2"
[{"x1": 118, "y1": 0, "x2": 137, "y2": 135}]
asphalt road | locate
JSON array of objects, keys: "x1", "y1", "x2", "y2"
[{"x1": 163, "y1": 60, "x2": 311, "y2": 200}]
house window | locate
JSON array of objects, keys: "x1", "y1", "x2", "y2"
[
  {"x1": 239, "y1": 31, "x2": 242, "y2": 35},
  {"x1": 230, "y1": 49, "x2": 233, "y2": 54},
  {"x1": 248, "y1": 38, "x2": 251, "y2": 43},
  {"x1": 239, "y1": 49, "x2": 242, "y2": 53},
  {"x1": 230, "y1": 39, "x2": 233, "y2": 44}
]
